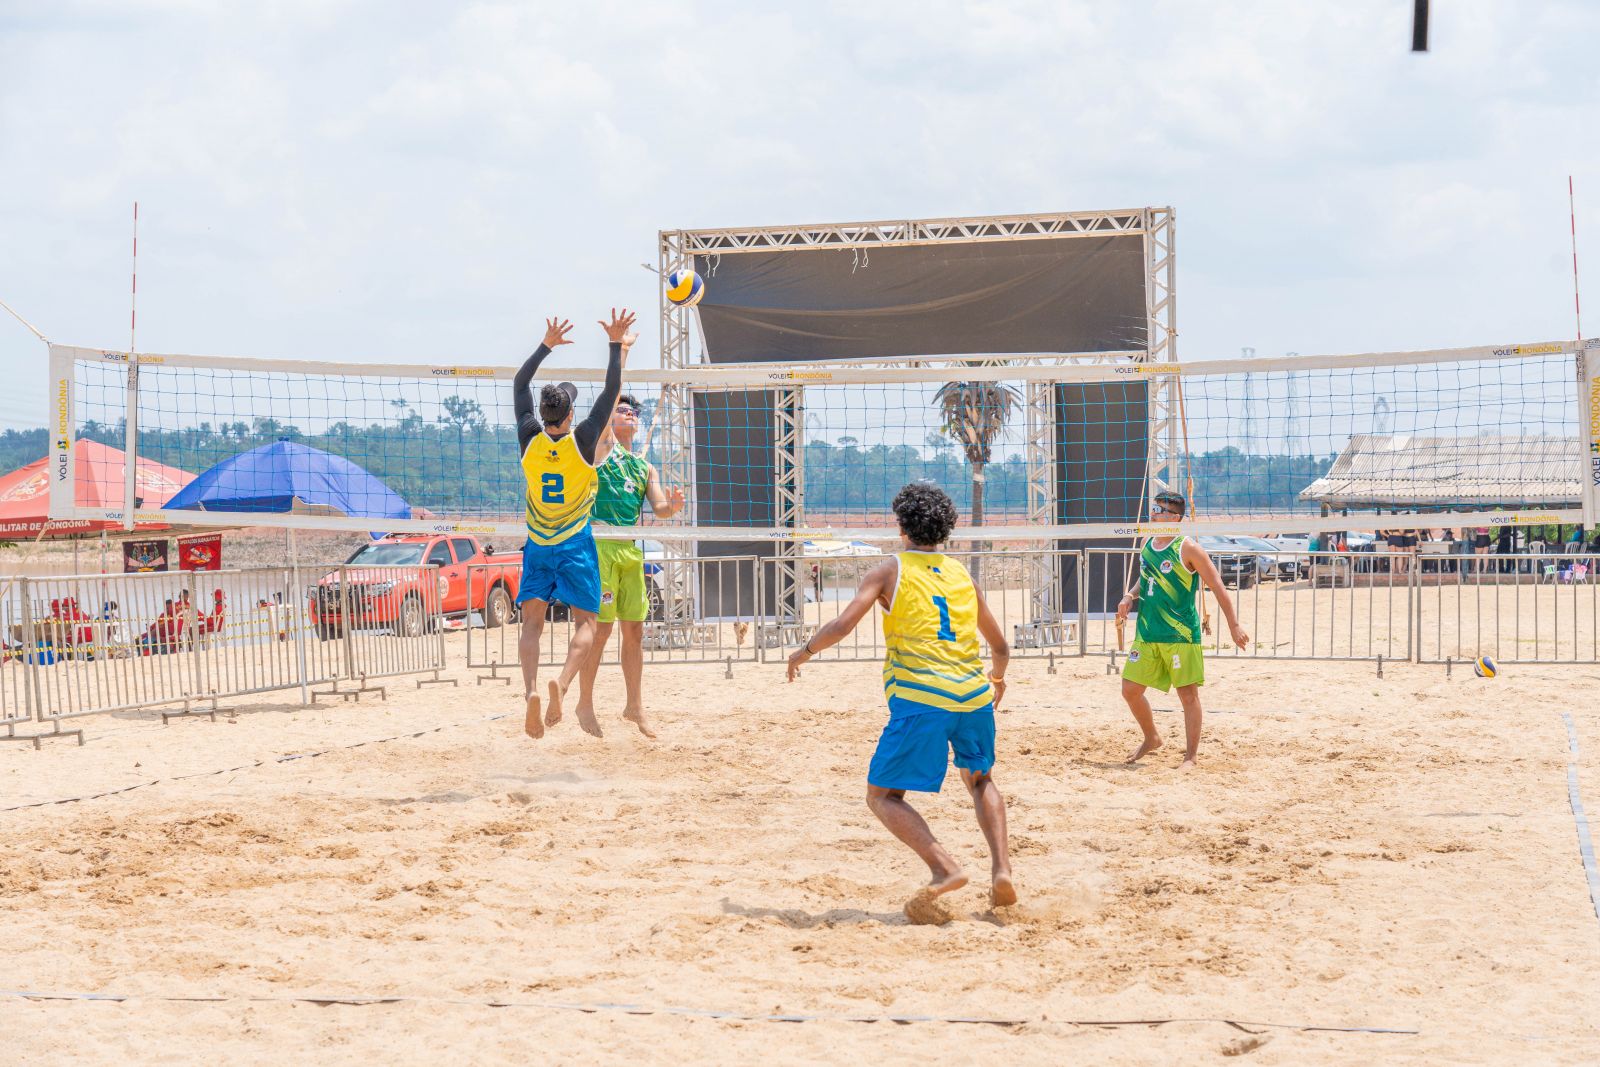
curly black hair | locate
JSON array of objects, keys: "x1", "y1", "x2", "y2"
[{"x1": 893, "y1": 481, "x2": 958, "y2": 547}]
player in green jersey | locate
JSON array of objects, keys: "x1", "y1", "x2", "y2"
[
  {"x1": 1115, "y1": 490, "x2": 1250, "y2": 770},
  {"x1": 573, "y1": 388, "x2": 685, "y2": 738}
]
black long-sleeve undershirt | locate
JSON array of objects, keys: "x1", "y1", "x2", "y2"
[{"x1": 513, "y1": 341, "x2": 624, "y2": 466}]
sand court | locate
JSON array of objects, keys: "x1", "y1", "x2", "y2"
[{"x1": 3, "y1": 649, "x2": 1599, "y2": 1064}]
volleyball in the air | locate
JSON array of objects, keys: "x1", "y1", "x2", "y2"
[
  {"x1": 665, "y1": 268, "x2": 705, "y2": 307},
  {"x1": 1473, "y1": 655, "x2": 1497, "y2": 678}
]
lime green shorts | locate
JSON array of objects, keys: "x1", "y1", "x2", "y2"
[
  {"x1": 596, "y1": 539, "x2": 648, "y2": 624},
  {"x1": 1122, "y1": 640, "x2": 1204, "y2": 692}
]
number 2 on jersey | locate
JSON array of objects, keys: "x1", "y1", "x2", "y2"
[
  {"x1": 541, "y1": 472, "x2": 565, "y2": 505},
  {"x1": 930, "y1": 595, "x2": 956, "y2": 641}
]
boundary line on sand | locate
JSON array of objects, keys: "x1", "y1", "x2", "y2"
[
  {"x1": 1559, "y1": 712, "x2": 1600, "y2": 926},
  {"x1": 0, "y1": 987, "x2": 1419, "y2": 1033},
  {"x1": 0, "y1": 713, "x2": 511, "y2": 813}
]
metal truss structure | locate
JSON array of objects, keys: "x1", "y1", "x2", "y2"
[{"x1": 656, "y1": 208, "x2": 1179, "y2": 631}]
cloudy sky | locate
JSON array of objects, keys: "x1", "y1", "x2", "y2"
[{"x1": 1, "y1": 0, "x2": 1597, "y2": 432}]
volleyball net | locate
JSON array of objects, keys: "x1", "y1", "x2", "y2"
[{"x1": 46, "y1": 339, "x2": 1600, "y2": 541}]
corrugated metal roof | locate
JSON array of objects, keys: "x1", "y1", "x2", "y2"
[{"x1": 1299, "y1": 434, "x2": 1581, "y2": 508}]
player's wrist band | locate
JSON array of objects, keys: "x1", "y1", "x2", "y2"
[{"x1": 803, "y1": 639, "x2": 816, "y2": 655}]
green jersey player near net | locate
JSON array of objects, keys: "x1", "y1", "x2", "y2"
[
  {"x1": 573, "y1": 382, "x2": 685, "y2": 739},
  {"x1": 1115, "y1": 490, "x2": 1249, "y2": 770}
]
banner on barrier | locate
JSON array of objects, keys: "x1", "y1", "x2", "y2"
[
  {"x1": 123, "y1": 539, "x2": 168, "y2": 572},
  {"x1": 177, "y1": 534, "x2": 222, "y2": 571}
]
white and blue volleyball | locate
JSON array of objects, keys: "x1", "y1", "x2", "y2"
[
  {"x1": 665, "y1": 268, "x2": 705, "y2": 308},
  {"x1": 1473, "y1": 655, "x2": 1497, "y2": 678}
]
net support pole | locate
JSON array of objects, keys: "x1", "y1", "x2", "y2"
[
  {"x1": 121, "y1": 360, "x2": 139, "y2": 533},
  {"x1": 773, "y1": 386, "x2": 805, "y2": 627}
]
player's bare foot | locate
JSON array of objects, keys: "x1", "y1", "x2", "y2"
[
  {"x1": 904, "y1": 867, "x2": 968, "y2": 925},
  {"x1": 989, "y1": 871, "x2": 1018, "y2": 908},
  {"x1": 1126, "y1": 734, "x2": 1163, "y2": 763},
  {"x1": 622, "y1": 705, "x2": 657, "y2": 739},
  {"x1": 544, "y1": 679, "x2": 563, "y2": 727},
  {"x1": 1180, "y1": 757, "x2": 1199, "y2": 772},
  {"x1": 575, "y1": 699, "x2": 603, "y2": 738},
  {"x1": 523, "y1": 693, "x2": 543, "y2": 739}
]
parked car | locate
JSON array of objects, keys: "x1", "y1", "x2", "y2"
[
  {"x1": 308, "y1": 534, "x2": 522, "y2": 639},
  {"x1": 1228, "y1": 534, "x2": 1300, "y2": 581},
  {"x1": 1268, "y1": 536, "x2": 1313, "y2": 578},
  {"x1": 1196, "y1": 536, "x2": 1259, "y2": 589}
]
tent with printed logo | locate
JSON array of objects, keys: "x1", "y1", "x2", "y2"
[{"x1": 0, "y1": 440, "x2": 195, "y2": 539}]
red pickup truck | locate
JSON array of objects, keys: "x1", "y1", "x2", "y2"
[{"x1": 308, "y1": 533, "x2": 522, "y2": 639}]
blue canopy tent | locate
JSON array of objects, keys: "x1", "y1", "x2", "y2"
[{"x1": 165, "y1": 441, "x2": 412, "y2": 521}]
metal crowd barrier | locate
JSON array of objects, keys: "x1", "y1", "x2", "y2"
[
  {"x1": 1, "y1": 564, "x2": 448, "y2": 741},
  {"x1": 465, "y1": 555, "x2": 766, "y2": 678},
  {"x1": 1415, "y1": 552, "x2": 1599, "y2": 664},
  {"x1": 1082, "y1": 548, "x2": 1415, "y2": 663}
]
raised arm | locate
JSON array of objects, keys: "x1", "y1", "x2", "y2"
[
  {"x1": 574, "y1": 309, "x2": 637, "y2": 464},
  {"x1": 514, "y1": 317, "x2": 573, "y2": 452},
  {"x1": 786, "y1": 558, "x2": 897, "y2": 680},
  {"x1": 644, "y1": 463, "x2": 685, "y2": 519}
]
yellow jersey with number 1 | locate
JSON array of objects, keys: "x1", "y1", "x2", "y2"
[
  {"x1": 880, "y1": 551, "x2": 993, "y2": 719},
  {"x1": 521, "y1": 431, "x2": 597, "y2": 545}
]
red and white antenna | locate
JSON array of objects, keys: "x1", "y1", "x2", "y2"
[
  {"x1": 1569, "y1": 177, "x2": 1584, "y2": 343},
  {"x1": 130, "y1": 201, "x2": 139, "y2": 355}
]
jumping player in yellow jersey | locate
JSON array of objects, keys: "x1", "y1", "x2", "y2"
[
  {"x1": 787, "y1": 483, "x2": 1015, "y2": 921},
  {"x1": 512, "y1": 308, "x2": 636, "y2": 740},
  {"x1": 1115, "y1": 490, "x2": 1250, "y2": 770}
]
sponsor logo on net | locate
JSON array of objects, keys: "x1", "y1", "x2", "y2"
[
  {"x1": 766, "y1": 370, "x2": 834, "y2": 382},
  {"x1": 1113, "y1": 364, "x2": 1184, "y2": 376},
  {"x1": 1488, "y1": 513, "x2": 1564, "y2": 525},
  {"x1": 1112, "y1": 524, "x2": 1182, "y2": 536},
  {"x1": 100, "y1": 351, "x2": 164, "y2": 364},
  {"x1": 429, "y1": 522, "x2": 497, "y2": 535},
  {"x1": 430, "y1": 367, "x2": 495, "y2": 378},
  {"x1": 1491, "y1": 343, "x2": 1564, "y2": 357},
  {"x1": 53, "y1": 380, "x2": 70, "y2": 481}
]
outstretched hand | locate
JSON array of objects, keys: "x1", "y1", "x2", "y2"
[
  {"x1": 600, "y1": 308, "x2": 637, "y2": 344},
  {"x1": 786, "y1": 647, "x2": 810, "y2": 682},
  {"x1": 1230, "y1": 624, "x2": 1250, "y2": 650},
  {"x1": 542, "y1": 317, "x2": 574, "y2": 349}
]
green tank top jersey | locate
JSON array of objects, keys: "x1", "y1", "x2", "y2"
[
  {"x1": 1135, "y1": 536, "x2": 1201, "y2": 644},
  {"x1": 591, "y1": 445, "x2": 652, "y2": 528}
]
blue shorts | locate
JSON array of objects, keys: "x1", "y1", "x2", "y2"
[
  {"x1": 516, "y1": 528, "x2": 601, "y2": 615},
  {"x1": 867, "y1": 709, "x2": 996, "y2": 793}
]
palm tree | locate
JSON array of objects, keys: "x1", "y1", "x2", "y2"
[{"x1": 934, "y1": 379, "x2": 1020, "y2": 584}]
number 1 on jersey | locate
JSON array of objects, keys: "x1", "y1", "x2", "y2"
[{"x1": 931, "y1": 595, "x2": 955, "y2": 641}]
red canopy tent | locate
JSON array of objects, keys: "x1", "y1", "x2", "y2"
[{"x1": 0, "y1": 440, "x2": 195, "y2": 539}]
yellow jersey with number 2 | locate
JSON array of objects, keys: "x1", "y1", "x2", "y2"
[
  {"x1": 521, "y1": 431, "x2": 597, "y2": 546},
  {"x1": 880, "y1": 551, "x2": 993, "y2": 719}
]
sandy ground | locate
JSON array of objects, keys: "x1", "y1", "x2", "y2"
[{"x1": 3, "y1": 642, "x2": 1600, "y2": 1064}]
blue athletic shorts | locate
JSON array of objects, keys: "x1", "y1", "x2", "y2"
[
  {"x1": 867, "y1": 709, "x2": 996, "y2": 793},
  {"x1": 516, "y1": 528, "x2": 601, "y2": 615}
]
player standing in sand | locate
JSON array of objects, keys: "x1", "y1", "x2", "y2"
[
  {"x1": 572, "y1": 386, "x2": 685, "y2": 739},
  {"x1": 512, "y1": 309, "x2": 635, "y2": 740},
  {"x1": 786, "y1": 483, "x2": 1014, "y2": 922},
  {"x1": 1115, "y1": 490, "x2": 1249, "y2": 770}
]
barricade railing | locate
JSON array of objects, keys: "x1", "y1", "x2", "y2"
[
  {"x1": 1416, "y1": 552, "x2": 1600, "y2": 664},
  {"x1": 2, "y1": 592, "x2": 36, "y2": 732},
  {"x1": 1082, "y1": 548, "x2": 1415, "y2": 663},
  {"x1": 465, "y1": 555, "x2": 765, "y2": 678},
  {"x1": 301, "y1": 563, "x2": 449, "y2": 693},
  {"x1": 4, "y1": 564, "x2": 448, "y2": 737},
  {"x1": 778, "y1": 548, "x2": 1083, "y2": 664}
]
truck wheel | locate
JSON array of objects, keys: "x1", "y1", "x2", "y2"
[
  {"x1": 646, "y1": 578, "x2": 665, "y2": 621},
  {"x1": 316, "y1": 621, "x2": 340, "y2": 642},
  {"x1": 393, "y1": 594, "x2": 425, "y2": 638},
  {"x1": 485, "y1": 586, "x2": 512, "y2": 628}
]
